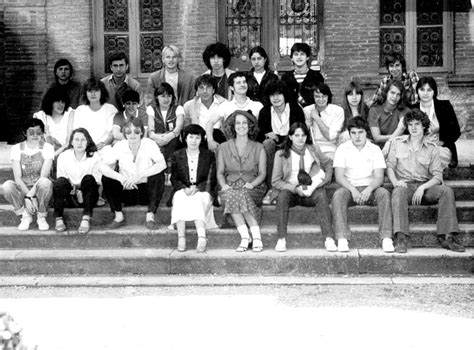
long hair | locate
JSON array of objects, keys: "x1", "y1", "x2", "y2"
[
  {"x1": 249, "y1": 46, "x2": 270, "y2": 71},
  {"x1": 67, "y1": 128, "x2": 97, "y2": 158},
  {"x1": 341, "y1": 81, "x2": 368, "y2": 130},
  {"x1": 280, "y1": 122, "x2": 312, "y2": 159},
  {"x1": 82, "y1": 78, "x2": 109, "y2": 105},
  {"x1": 223, "y1": 110, "x2": 259, "y2": 140},
  {"x1": 378, "y1": 79, "x2": 407, "y2": 111},
  {"x1": 202, "y1": 42, "x2": 232, "y2": 70},
  {"x1": 41, "y1": 86, "x2": 70, "y2": 116}
]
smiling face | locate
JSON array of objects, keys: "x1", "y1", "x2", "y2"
[
  {"x1": 349, "y1": 127, "x2": 367, "y2": 149},
  {"x1": 230, "y1": 76, "x2": 248, "y2": 96},
  {"x1": 123, "y1": 101, "x2": 139, "y2": 117},
  {"x1": 314, "y1": 90, "x2": 329, "y2": 109},
  {"x1": 386, "y1": 85, "x2": 401, "y2": 106},
  {"x1": 270, "y1": 92, "x2": 285, "y2": 109},
  {"x1": 110, "y1": 59, "x2": 128, "y2": 79},
  {"x1": 71, "y1": 131, "x2": 88, "y2": 153},
  {"x1": 197, "y1": 83, "x2": 215, "y2": 103},
  {"x1": 234, "y1": 114, "x2": 249, "y2": 137},
  {"x1": 157, "y1": 93, "x2": 172, "y2": 109},
  {"x1": 417, "y1": 83, "x2": 435, "y2": 104},
  {"x1": 291, "y1": 51, "x2": 309, "y2": 68},
  {"x1": 162, "y1": 51, "x2": 178, "y2": 72},
  {"x1": 52, "y1": 100, "x2": 66, "y2": 115},
  {"x1": 26, "y1": 126, "x2": 43, "y2": 144},
  {"x1": 123, "y1": 125, "x2": 143, "y2": 144},
  {"x1": 250, "y1": 52, "x2": 266, "y2": 73},
  {"x1": 186, "y1": 133, "x2": 202, "y2": 151},
  {"x1": 388, "y1": 60, "x2": 403, "y2": 79},
  {"x1": 289, "y1": 128, "x2": 307, "y2": 150},
  {"x1": 347, "y1": 89, "x2": 362, "y2": 108}
]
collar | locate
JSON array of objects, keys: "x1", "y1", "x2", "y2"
[{"x1": 399, "y1": 135, "x2": 432, "y2": 148}]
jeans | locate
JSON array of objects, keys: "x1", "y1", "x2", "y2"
[
  {"x1": 331, "y1": 186, "x2": 392, "y2": 240},
  {"x1": 53, "y1": 175, "x2": 99, "y2": 217},
  {"x1": 263, "y1": 139, "x2": 277, "y2": 188},
  {"x1": 102, "y1": 172, "x2": 165, "y2": 214},
  {"x1": 2, "y1": 178, "x2": 53, "y2": 215},
  {"x1": 276, "y1": 188, "x2": 334, "y2": 239},
  {"x1": 392, "y1": 183, "x2": 459, "y2": 236}
]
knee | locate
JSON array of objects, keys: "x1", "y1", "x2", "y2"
[
  {"x1": 331, "y1": 187, "x2": 349, "y2": 204},
  {"x1": 440, "y1": 185, "x2": 455, "y2": 200},
  {"x1": 81, "y1": 175, "x2": 97, "y2": 187},
  {"x1": 2, "y1": 180, "x2": 16, "y2": 194},
  {"x1": 376, "y1": 188, "x2": 390, "y2": 202},
  {"x1": 37, "y1": 177, "x2": 53, "y2": 191},
  {"x1": 263, "y1": 139, "x2": 276, "y2": 153}
]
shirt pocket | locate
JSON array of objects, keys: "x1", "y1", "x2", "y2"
[{"x1": 416, "y1": 154, "x2": 431, "y2": 171}]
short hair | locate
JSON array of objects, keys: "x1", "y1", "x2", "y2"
[
  {"x1": 153, "y1": 82, "x2": 176, "y2": 106},
  {"x1": 122, "y1": 118, "x2": 145, "y2": 139},
  {"x1": 182, "y1": 124, "x2": 206, "y2": 147},
  {"x1": 313, "y1": 83, "x2": 333, "y2": 104},
  {"x1": 223, "y1": 110, "x2": 259, "y2": 140},
  {"x1": 281, "y1": 122, "x2": 313, "y2": 158},
  {"x1": 121, "y1": 89, "x2": 140, "y2": 104},
  {"x1": 41, "y1": 86, "x2": 70, "y2": 115},
  {"x1": 202, "y1": 42, "x2": 232, "y2": 70},
  {"x1": 67, "y1": 128, "x2": 97, "y2": 157},
  {"x1": 161, "y1": 45, "x2": 181, "y2": 68},
  {"x1": 379, "y1": 79, "x2": 407, "y2": 110},
  {"x1": 384, "y1": 52, "x2": 407, "y2": 73},
  {"x1": 416, "y1": 76, "x2": 438, "y2": 99},
  {"x1": 403, "y1": 109, "x2": 431, "y2": 135},
  {"x1": 53, "y1": 58, "x2": 73, "y2": 76},
  {"x1": 108, "y1": 51, "x2": 129, "y2": 66},
  {"x1": 23, "y1": 118, "x2": 45, "y2": 133},
  {"x1": 228, "y1": 71, "x2": 247, "y2": 88},
  {"x1": 347, "y1": 117, "x2": 372, "y2": 139},
  {"x1": 249, "y1": 46, "x2": 270, "y2": 71},
  {"x1": 265, "y1": 80, "x2": 290, "y2": 104},
  {"x1": 194, "y1": 74, "x2": 217, "y2": 92},
  {"x1": 290, "y1": 43, "x2": 311, "y2": 58},
  {"x1": 82, "y1": 77, "x2": 109, "y2": 105}
]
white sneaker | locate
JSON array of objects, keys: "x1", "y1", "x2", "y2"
[
  {"x1": 18, "y1": 213, "x2": 33, "y2": 231},
  {"x1": 337, "y1": 238, "x2": 349, "y2": 252},
  {"x1": 382, "y1": 238, "x2": 395, "y2": 253},
  {"x1": 275, "y1": 238, "x2": 286, "y2": 252},
  {"x1": 37, "y1": 217, "x2": 49, "y2": 231},
  {"x1": 324, "y1": 237, "x2": 337, "y2": 252}
]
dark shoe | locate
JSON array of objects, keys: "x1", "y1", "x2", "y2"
[
  {"x1": 107, "y1": 220, "x2": 125, "y2": 229},
  {"x1": 439, "y1": 234, "x2": 465, "y2": 252},
  {"x1": 394, "y1": 232, "x2": 408, "y2": 253},
  {"x1": 220, "y1": 214, "x2": 234, "y2": 229}
]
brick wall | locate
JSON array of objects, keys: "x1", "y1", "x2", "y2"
[
  {"x1": 454, "y1": 10, "x2": 474, "y2": 76},
  {"x1": 163, "y1": 0, "x2": 218, "y2": 76},
  {"x1": 0, "y1": 2, "x2": 5, "y2": 141}
]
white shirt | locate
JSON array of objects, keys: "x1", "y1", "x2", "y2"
[
  {"x1": 56, "y1": 149, "x2": 102, "y2": 185},
  {"x1": 271, "y1": 103, "x2": 291, "y2": 136},
  {"x1": 215, "y1": 97, "x2": 263, "y2": 126},
  {"x1": 304, "y1": 103, "x2": 344, "y2": 154},
  {"x1": 33, "y1": 108, "x2": 73, "y2": 146},
  {"x1": 146, "y1": 105, "x2": 185, "y2": 123},
  {"x1": 183, "y1": 96, "x2": 222, "y2": 129},
  {"x1": 103, "y1": 138, "x2": 166, "y2": 184},
  {"x1": 333, "y1": 140, "x2": 386, "y2": 187},
  {"x1": 73, "y1": 103, "x2": 117, "y2": 143},
  {"x1": 10, "y1": 142, "x2": 54, "y2": 161}
]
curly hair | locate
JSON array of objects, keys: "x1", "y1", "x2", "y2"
[
  {"x1": 82, "y1": 78, "x2": 109, "y2": 105},
  {"x1": 384, "y1": 51, "x2": 407, "y2": 73},
  {"x1": 280, "y1": 122, "x2": 313, "y2": 159},
  {"x1": 223, "y1": 110, "x2": 259, "y2": 140},
  {"x1": 194, "y1": 74, "x2": 217, "y2": 92},
  {"x1": 67, "y1": 128, "x2": 97, "y2": 158},
  {"x1": 202, "y1": 42, "x2": 232, "y2": 70},
  {"x1": 41, "y1": 86, "x2": 70, "y2": 116},
  {"x1": 403, "y1": 109, "x2": 431, "y2": 135}
]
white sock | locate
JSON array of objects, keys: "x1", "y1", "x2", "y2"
[
  {"x1": 249, "y1": 226, "x2": 261, "y2": 240},
  {"x1": 197, "y1": 227, "x2": 206, "y2": 238},
  {"x1": 146, "y1": 212, "x2": 154, "y2": 222},
  {"x1": 236, "y1": 225, "x2": 249, "y2": 240},
  {"x1": 115, "y1": 211, "x2": 124, "y2": 222}
]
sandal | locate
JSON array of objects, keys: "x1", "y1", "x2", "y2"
[
  {"x1": 252, "y1": 238, "x2": 263, "y2": 252},
  {"x1": 236, "y1": 238, "x2": 251, "y2": 252},
  {"x1": 78, "y1": 217, "x2": 90, "y2": 234},
  {"x1": 196, "y1": 237, "x2": 207, "y2": 253},
  {"x1": 55, "y1": 217, "x2": 66, "y2": 233},
  {"x1": 177, "y1": 236, "x2": 186, "y2": 252}
]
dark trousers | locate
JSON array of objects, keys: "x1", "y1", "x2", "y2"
[
  {"x1": 53, "y1": 175, "x2": 99, "y2": 217},
  {"x1": 276, "y1": 188, "x2": 334, "y2": 239},
  {"x1": 102, "y1": 173, "x2": 165, "y2": 214}
]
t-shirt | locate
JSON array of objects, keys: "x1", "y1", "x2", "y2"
[
  {"x1": 56, "y1": 149, "x2": 102, "y2": 185},
  {"x1": 33, "y1": 108, "x2": 73, "y2": 147},
  {"x1": 333, "y1": 139, "x2": 386, "y2": 187},
  {"x1": 73, "y1": 103, "x2": 118, "y2": 143}
]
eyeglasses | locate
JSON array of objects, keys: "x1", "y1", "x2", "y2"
[
  {"x1": 27, "y1": 130, "x2": 43, "y2": 136},
  {"x1": 124, "y1": 129, "x2": 142, "y2": 135}
]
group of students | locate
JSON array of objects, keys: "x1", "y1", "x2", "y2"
[{"x1": 1, "y1": 41, "x2": 464, "y2": 255}]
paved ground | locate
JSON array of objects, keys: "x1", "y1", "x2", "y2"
[{"x1": 1, "y1": 282, "x2": 473, "y2": 350}]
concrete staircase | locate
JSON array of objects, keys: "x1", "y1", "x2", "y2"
[{"x1": 0, "y1": 167, "x2": 472, "y2": 276}]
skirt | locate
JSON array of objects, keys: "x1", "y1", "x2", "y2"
[
  {"x1": 219, "y1": 178, "x2": 266, "y2": 219},
  {"x1": 170, "y1": 189, "x2": 217, "y2": 229}
]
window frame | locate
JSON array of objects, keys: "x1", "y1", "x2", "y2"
[{"x1": 379, "y1": 0, "x2": 453, "y2": 74}]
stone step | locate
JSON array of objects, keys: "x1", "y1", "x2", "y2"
[
  {"x1": 1, "y1": 201, "x2": 474, "y2": 227},
  {"x1": 0, "y1": 247, "x2": 471, "y2": 275},
  {"x1": 0, "y1": 224, "x2": 473, "y2": 249}
]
